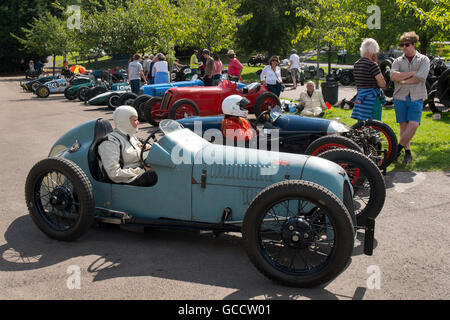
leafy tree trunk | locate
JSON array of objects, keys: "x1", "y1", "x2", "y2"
[
  {"x1": 52, "y1": 54, "x2": 56, "y2": 76},
  {"x1": 328, "y1": 43, "x2": 332, "y2": 74}
]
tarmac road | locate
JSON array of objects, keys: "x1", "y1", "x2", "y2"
[{"x1": 0, "y1": 76, "x2": 449, "y2": 300}]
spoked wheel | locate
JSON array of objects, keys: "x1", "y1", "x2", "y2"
[
  {"x1": 319, "y1": 149, "x2": 385, "y2": 227},
  {"x1": 168, "y1": 99, "x2": 200, "y2": 120},
  {"x1": 25, "y1": 158, "x2": 95, "y2": 241},
  {"x1": 351, "y1": 120, "x2": 398, "y2": 170},
  {"x1": 243, "y1": 180, "x2": 354, "y2": 288},
  {"x1": 144, "y1": 97, "x2": 165, "y2": 126},
  {"x1": 304, "y1": 135, "x2": 363, "y2": 156},
  {"x1": 254, "y1": 92, "x2": 281, "y2": 117}
]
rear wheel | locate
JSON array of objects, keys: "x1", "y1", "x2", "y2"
[
  {"x1": 304, "y1": 135, "x2": 363, "y2": 156},
  {"x1": 132, "y1": 94, "x2": 152, "y2": 121},
  {"x1": 253, "y1": 91, "x2": 281, "y2": 117},
  {"x1": 351, "y1": 120, "x2": 398, "y2": 170},
  {"x1": 144, "y1": 97, "x2": 164, "y2": 126},
  {"x1": 107, "y1": 93, "x2": 121, "y2": 110},
  {"x1": 243, "y1": 180, "x2": 354, "y2": 287},
  {"x1": 168, "y1": 99, "x2": 200, "y2": 120},
  {"x1": 319, "y1": 149, "x2": 385, "y2": 226},
  {"x1": 25, "y1": 158, "x2": 95, "y2": 241},
  {"x1": 117, "y1": 92, "x2": 138, "y2": 107},
  {"x1": 77, "y1": 86, "x2": 89, "y2": 102}
]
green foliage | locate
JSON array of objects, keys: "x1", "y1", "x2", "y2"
[
  {"x1": 11, "y1": 12, "x2": 76, "y2": 57},
  {"x1": 235, "y1": 0, "x2": 303, "y2": 57},
  {"x1": 177, "y1": 0, "x2": 248, "y2": 52}
]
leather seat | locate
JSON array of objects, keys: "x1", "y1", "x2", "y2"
[{"x1": 88, "y1": 118, "x2": 113, "y2": 182}]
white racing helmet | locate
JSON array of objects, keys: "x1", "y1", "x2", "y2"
[
  {"x1": 222, "y1": 95, "x2": 250, "y2": 118},
  {"x1": 113, "y1": 105, "x2": 139, "y2": 135}
]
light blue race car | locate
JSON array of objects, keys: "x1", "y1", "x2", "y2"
[{"x1": 25, "y1": 119, "x2": 375, "y2": 287}]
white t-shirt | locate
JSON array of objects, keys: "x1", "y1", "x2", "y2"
[
  {"x1": 128, "y1": 60, "x2": 143, "y2": 80},
  {"x1": 153, "y1": 61, "x2": 168, "y2": 74},
  {"x1": 260, "y1": 65, "x2": 282, "y2": 85},
  {"x1": 289, "y1": 54, "x2": 300, "y2": 69}
]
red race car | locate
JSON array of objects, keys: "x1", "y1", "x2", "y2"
[{"x1": 143, "y1": 80, "x2": 280, "y2": 126}]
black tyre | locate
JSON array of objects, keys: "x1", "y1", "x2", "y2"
[
  {"x1": 132, "y1": 94, "x2": 152, "y2": 121},
  {"x1": 77, "y1": 86, "x2": 90, "y2": 102},
  {"x1": 144, "y1": 97, "x2": 164, "y2": 126},
  {"x1": 36, "y1": 85, "x2": 50, "y2": 98},
  {"x1": 25, "y1": 158, "x2": 95, "y2": 241},
  {"x1": 351, "y1": 120, "x2": 398, "y2": 170},
  {"x1": 319, "y1": 149, "x2": 385, "y2": 226},
  {"x1": 305, "y1": 135, "x2": 363, "y2": 156},
  {"x1": 107, "y1": 93, "x2": 121, "y2": 110},
  {"x1": 436, "y1": 68, "x2": 450, "y2": 107},
  {"x1": 340, "y1": 72, "x2": 354, "y2": 86},
  {"x1": 168, "y1": 99, "x2": 200, "y2": 120},
  {"x1": 428, "y1": 89, "x2": 450, "y2": 114},
  {"x1": 242, "y1": 180, "x2": 354, "y2": 287},
  {"x1": 117, "y1": 92, "x2": 138, "y2": 106},
  {"x1": 253, "y1": 91, "x2": 281, "y2": 117},
  {"x1": 64, "y1": 87, "x2": 78, "y2": 100}
]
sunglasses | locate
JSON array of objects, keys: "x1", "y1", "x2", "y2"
[{"x1": 400, "y1": 43, "x2": 412, "y2": 48}]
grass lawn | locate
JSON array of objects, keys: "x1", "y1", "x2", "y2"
[{"x1": 322, "y1": 107, "x2": 450, "y2": 172}]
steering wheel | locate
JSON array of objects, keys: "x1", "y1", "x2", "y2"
[
  {"x1": 255, "y1": 110, "x2": 272, "y2": 126},
  {"x1": 140, "y1": 128, "x2": 162, "y2": 165}
]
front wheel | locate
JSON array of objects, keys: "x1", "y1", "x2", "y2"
[
  {"x1": 253, "y1": 91, "x2": 281, "y2": 117},
  {"x1": 25, "y1": 158, "x2": 95, "y2": 241},
  {"x1": 243, "y1": 180, "x2": 355, "y2": 287},
  {"x1": 319, "y1": 149, "x2": 386, "y2": 226},
  {"x1": 304, "y1": 135, "x2": 363, "y2": 156},
  {"x1": 107, "y1": 93, "x2": 121, "y2": 110},
  {"x1": 168, "y1": 99, "x2": 200, "y2": 120},
  {"x1": 64, "y1": 87, "x2": 78, "y2": 100},
  {"x1": 77, "y1": 86, "x2": 89, "y2": 102}
]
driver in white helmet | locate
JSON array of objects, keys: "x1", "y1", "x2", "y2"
[
  {"x1": 97, "y1": 106, "x2": 157, "y2": 186},
  {"x1": 221, "y1": 95, "x2": 255, "y2": 142}
]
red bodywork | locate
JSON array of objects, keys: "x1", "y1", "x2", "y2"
[{"x1": 154, "y1": 80, "x2": 273, "y2": 120}]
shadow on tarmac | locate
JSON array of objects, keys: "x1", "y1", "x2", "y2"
[{"x1": 0, "y1": 215, "x2": 370, "y2": 300}]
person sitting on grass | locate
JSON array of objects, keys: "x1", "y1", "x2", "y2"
[{"x1": 297, "y1": 81, "x2": 327, "y2": 117}]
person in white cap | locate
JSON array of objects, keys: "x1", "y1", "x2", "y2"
[{"x1": 97, "y1": 106, "x2": 157, "y2": 186}]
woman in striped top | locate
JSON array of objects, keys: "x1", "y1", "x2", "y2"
[{"x1": 351, "y1": 38, "x2": 386, "y2": 121}]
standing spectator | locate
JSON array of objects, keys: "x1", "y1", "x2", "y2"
[
  {"x1": 227, "y1": 50, "x2": 244, "y2": 82},
  {"x1": 148, "y1": 55, "x2": 158, "y2": 84},
  {"x1": 390, "y1": 31, "x2": 430, "y2": 164},
  {"x1": 142, "y1": 54, "x2": 152, "y2": 80},
  {"x1": 260, "y1": 56, "x2": 283, "y2": 97},
  {"x1": 153, "y1": 53, "x2": 169, "y2": 84},
  {"x1": 351, "y1": 38, "x2": 386, "y2": 122},
  {"x1": 202, "y1": 49, "x2": 216, "y2": 86},
  {"x1": 342, "y1": 48, "x2": 347, "y2": 64},
  {"x1": 110, "y1": 66, "x2": 123, "y2": 82},
  {"x1": 298, "y1": 81, "x2": 327, "y2": 117},
  {"x1": 212, "y1": 53, "x2": 223, "y2": 86},
  {"x1": 289, "y1": 49, "x2": 300, "y2": 89},
  {"x1": 128, "y1": 54, "x2": 147, "y2": 95},
  {"x1": 190, "y1": 50, "x2": 200, "y2": 77},
  {"x1": 35, "y1": 60, "x2": 43, "y2": 75}
]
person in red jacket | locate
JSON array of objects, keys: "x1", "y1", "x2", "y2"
[{"x1": 221, "y1": 95, "x2": 254, "y2": 142}]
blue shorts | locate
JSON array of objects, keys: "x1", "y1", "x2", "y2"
[{"x1": 394, "y1": 96, "x2": 423, "y2": 124}]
